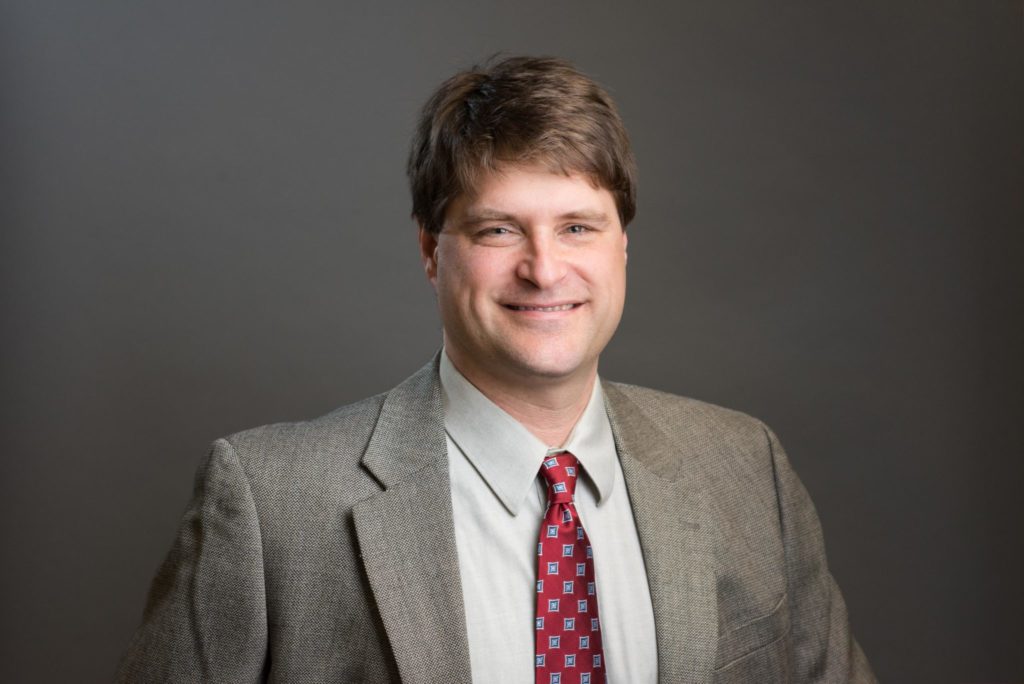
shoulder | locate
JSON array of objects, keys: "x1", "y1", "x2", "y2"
[
  {"x1": 223, "y1": 391, "x2": 388, "y2": 461},
  {"x1": 209, "y1": 391, "x2": 390, "y2": 503},
  {"x1": 601, "y1": 380, "x2": 783, "y2": 494},
  {"x1": 207, "y1": 357, "x2": 440, "y2": 500},
  {"x1": 603, "y1": 380, "x2": 772, "y2": 451}
]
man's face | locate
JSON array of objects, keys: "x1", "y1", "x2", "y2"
[{"x1": 419, "y1": 164, "x2": 628, "y2": 390}]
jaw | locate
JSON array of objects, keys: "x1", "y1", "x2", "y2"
[
  {"x1": 437, "y1": 287, "x2": 618, "y2": 398},
  {"x1": 454, "y1": 314, "x2": 599, "y2": 383}
]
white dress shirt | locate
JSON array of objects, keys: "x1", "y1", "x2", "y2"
[{"x1": 441, "y1": 352, "x2": 658, "y2": 683}]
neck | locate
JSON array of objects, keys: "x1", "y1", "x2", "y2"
[{"x1": 445, "y1": 352, "x2": 597, "y2": 448}]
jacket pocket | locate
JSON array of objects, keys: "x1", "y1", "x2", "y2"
[{"x1": 712, "y1": 592, "x2": 790, "y2": 678}]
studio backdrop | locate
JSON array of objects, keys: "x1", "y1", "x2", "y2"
[{"x1": 1, "y1": 1, "x2": 1021, "y2": 682}]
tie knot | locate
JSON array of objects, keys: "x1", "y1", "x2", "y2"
[{"x1": 539, "y1": 452, "x2": 579, "y2": 504}]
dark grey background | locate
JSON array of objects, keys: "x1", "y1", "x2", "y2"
[{"x1": 2, "y1": 1, "x2": 1021, "y2": 682}]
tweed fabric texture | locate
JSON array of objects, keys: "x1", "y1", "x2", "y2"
[
  {"x1": 116, "y1": 354, "x2": 876, "y2": 683},
  {"x1": 602, "y1": 382, "x2": 876, "y2": 683}
]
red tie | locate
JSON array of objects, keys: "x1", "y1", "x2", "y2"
[{"x1": 535, "y1": 452, "x2": 605, "y2": 684}]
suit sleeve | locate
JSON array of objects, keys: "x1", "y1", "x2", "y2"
[
  {"x1": 764, "y1": 425, "x2": 877, "y2": 683},
  {"x1": 115, "y1": 439, "x2": 269, "y2": 683}
]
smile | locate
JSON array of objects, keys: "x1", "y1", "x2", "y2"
[{"x1": 506, "y1": 304, "x2": 579, "y2": 312}]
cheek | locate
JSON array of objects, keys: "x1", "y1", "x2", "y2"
[
  {"x1": 589, "y1": 254, "x2": 627, "y2": 289},
  {"x1": 454, "y1": 255, "x2": 507, "y2": 295},
  {"x1": 437, "y1": 259, "x2": 493, "y2": 316}
]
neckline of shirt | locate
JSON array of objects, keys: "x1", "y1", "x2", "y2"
[{"x1": 439, "y1": 349, "x2": 616, "y2": 516}]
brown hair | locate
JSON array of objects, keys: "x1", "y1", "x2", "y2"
[{"x1": 408, "y1": 56, "x2": 637, "y2": 234}]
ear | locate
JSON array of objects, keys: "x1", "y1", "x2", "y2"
[
  {"x1": 418, "y1": 225, "x2": 439, "y2": 285},
  {"x1": 622, "y1": 230, "x2": 629, "y2": 264}
]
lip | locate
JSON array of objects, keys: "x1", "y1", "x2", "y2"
[{"x1": 504, "y1": 302, "x2": 581, "y2": 312}]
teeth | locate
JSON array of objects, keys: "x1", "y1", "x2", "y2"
[{"x1": 510, "y1": 304, "x2": 575, "y2": 312}]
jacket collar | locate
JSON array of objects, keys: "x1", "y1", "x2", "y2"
[
  {"x1": 354, "y1": 354, "x2": 473, "y2": 683},
  {"x1": 603, "y1": 381, "x2": 719, "y2": 681},
  {"x1": 354, "y1": 356, "x2": 718, "y2": 683}
]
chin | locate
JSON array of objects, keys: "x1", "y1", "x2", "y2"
[{"x1": 500, "y1": 347, "x2": 591, "y2": 381}]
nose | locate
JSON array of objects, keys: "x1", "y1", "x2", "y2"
[{"x1": 516, "y1": 233, "x2": 568, "y2": 288}]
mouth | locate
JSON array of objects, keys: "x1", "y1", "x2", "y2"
[{"x1": 504, "y1": 303, "x2": 581, "y2": 312}]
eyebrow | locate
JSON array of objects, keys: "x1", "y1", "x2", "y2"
[
  {"x1": 461, "y1": 209, "x2": 516, "y2": 224},
  {"x1": 460, "y1": 208, "x2": 612, "y2": 225}
]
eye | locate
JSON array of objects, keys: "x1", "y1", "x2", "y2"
[
  {"x1": 472, "y1": 225, "x2": 509, "y2": 237},
  {"x1": 473, "y1": 224, "x2": 520, "y2": 244},
  {"x1": 565, "y1": 224, "x2": 590, "y2": 234}
]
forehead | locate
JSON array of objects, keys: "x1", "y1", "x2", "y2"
[{"x1": 448, "y1": 164, "x2": 616, "y2": 224}]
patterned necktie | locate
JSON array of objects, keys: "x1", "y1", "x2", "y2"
[{"x1": 535, "y1": 452, "x2": 605, "y2": 684}]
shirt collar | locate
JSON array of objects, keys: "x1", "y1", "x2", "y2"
[{"x1": 439, "y1": 350, "x2": 616, "y2": 515}]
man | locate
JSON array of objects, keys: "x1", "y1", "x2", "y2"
[{"x1": 117, "y1": 57, "x2": 875, "y2": 683}]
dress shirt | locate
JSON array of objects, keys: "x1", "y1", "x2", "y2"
[{"x1": 441, "y1": 351, "x2": 658, "y2": 684}]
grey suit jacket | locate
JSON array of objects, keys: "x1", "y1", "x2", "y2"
[{"x1": 116, "y1": 356, "x2": 876, "y2": 683}]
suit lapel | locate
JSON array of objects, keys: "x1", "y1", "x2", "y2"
[
  {"x1": 604, "y1": 383, "x2": 719, "y2": 683},
  {"x1": 351, "y1": 362, "x2": 720, "y2": 683},
  {"x1": 353, "y1": 357, "x2": 473, "y2": 683}
]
